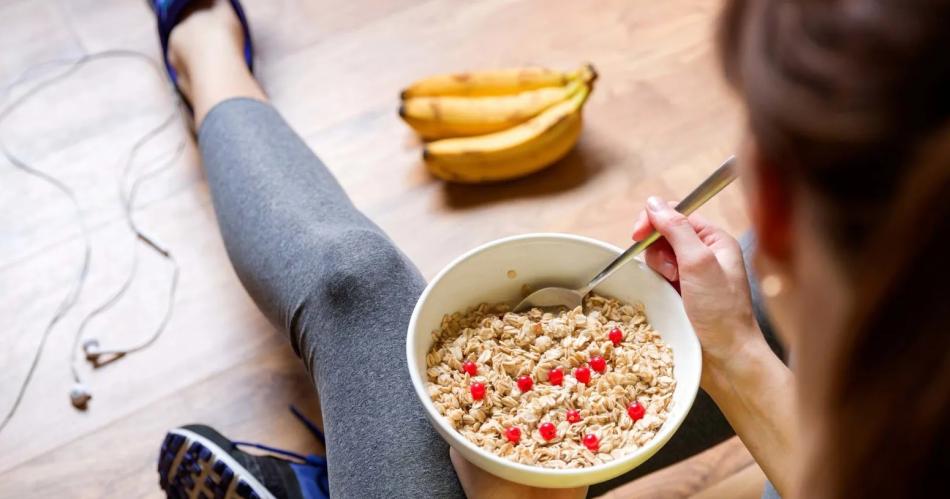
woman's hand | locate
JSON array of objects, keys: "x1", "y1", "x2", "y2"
[
  {"x1": 632, "y1": 197, "x2": 767, "y2": 385},
  {"x1": 449, "y1": 448, "x2": 587, "y2": 499},
  {"x1": 632, "y1": 197, "x2": 796, "y2": 495}
]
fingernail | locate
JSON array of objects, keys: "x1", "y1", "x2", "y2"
[{"x1": 647, "y1": 196, "x2": 665, "y2": 212}]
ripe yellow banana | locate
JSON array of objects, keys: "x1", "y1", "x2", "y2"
[
  {"x1": 401, "y1": 64, "x2": 593, "y2": 99},
  {"x1": 400, "y1": 77, "x2": 588, "y2": 139},
  {"x1": 423, "y1": 85, "x2": 590, "y2": 183}
]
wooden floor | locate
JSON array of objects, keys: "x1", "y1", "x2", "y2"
[{"x1": 0, "y1": 0, "x2": 765, "y2": 497}]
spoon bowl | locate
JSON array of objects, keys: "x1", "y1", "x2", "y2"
[{"x1": 516, "y1": 286, "x2": 585, "y2": 310}]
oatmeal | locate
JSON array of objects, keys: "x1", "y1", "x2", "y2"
[{"x1": 425, "y1": 294, "x2": 675, "y2": 468}]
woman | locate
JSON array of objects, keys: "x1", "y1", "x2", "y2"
[
  {"x1": 153, "y1": 0, "x2": 949, "y2": 498},
  {"x1": 712, "y1": 1, "x2": 949, "y2": 497}
]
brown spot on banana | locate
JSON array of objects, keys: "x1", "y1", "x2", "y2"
[
  {"x1": 428, "y1": 99, "x2": 442, "y2": 121},
  {"x1": 505, "y1": 111, "x2": 527, "y2": 122},
  {"x1": 549, "y1": 114, "x2": 571, "y2": 128},
  {"x1": 584, "y1": 63, "x2": 599, "y2": 84}
]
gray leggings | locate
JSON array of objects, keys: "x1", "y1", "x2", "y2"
[{"x1": 198, "y1": 98, "x2": 782, "y2": 499}]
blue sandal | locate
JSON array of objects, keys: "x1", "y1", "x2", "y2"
[{"x1": 150, "y1": 0, "x2": 254, "y2": 103}]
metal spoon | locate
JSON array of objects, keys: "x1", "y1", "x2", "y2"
[{"x1": 513, "y1": 156, "x2": 738, "y2": 312}]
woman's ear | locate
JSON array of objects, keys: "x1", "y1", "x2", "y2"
[{"x1": 741, "y1": 139, "x2": 795, "y2": 263}]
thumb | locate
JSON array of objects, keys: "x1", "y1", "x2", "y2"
[{"x1": 645, "y1": 196, "x2": 714, "y2": 271}]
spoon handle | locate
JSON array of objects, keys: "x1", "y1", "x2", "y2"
[{"x1": 580, "y1": 155, "x2": 738, "y2": 295}]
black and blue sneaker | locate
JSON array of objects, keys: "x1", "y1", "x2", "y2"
[{"x1": 157, "y1": 407, "x2": 329, "y2": 499}]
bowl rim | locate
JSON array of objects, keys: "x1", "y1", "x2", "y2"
[{"x1": 406, "y1": 232, "x2": 702, "y2": 478}]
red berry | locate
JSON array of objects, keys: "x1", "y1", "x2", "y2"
[
  {"x1": 590, "y1": 356, "x2": 607, "y2": 373},
  {"x1": 505, "y1": 426, "x2": 522, "y2": 444},
  {"x1": 566, "y1": 409, "x2": 581, "y2": 424},
  {"x1": 539, "y1": 422, "x2": 557, "y2": 441},
  {"x1": 470, "y1": 382, "x2": 486, "y2": 401},
  {"x1": 574, "y1": 366, "x2": 591, "y2": 385},
  {"x1": 609, "y1": 327, "x2": 623, "y2": 345},
  {"x1": 517, "y1": 375, "x2": 533, "y2": 392},
  {"x1": 582, "y1": 433, "x2": 600, "y2": 452},
  {"x1": 548, "y1": 368, "x2": 564, "y2": 386},
  {"x1": 461, "y1": 361, "x2": 477, "y2": 376},
  {"x1": 628, "y1": 401, "x2": 646, "y2": 421}
]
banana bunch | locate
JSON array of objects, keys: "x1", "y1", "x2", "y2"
[{"x1": 399, "y1": 64, "x2": 597, "y2": 183}]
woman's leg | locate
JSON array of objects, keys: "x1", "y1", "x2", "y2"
[{"x1": 169, "y1": 4, "x2": 463, "y2": 498}]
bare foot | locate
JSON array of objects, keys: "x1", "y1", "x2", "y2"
[{"x1": 167, "y1": 0, "x2": 247, "y2": 105}]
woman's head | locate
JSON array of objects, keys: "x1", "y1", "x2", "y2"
[{"x1": 718, "y1": 0, "x2": 950, "y2": 497}]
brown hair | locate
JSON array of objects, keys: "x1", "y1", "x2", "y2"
[{"x1": 718, "y1": 0, "x2": 950, "y2": 497}]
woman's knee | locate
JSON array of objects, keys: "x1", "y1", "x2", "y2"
[{"x1": 318, "y1": 228, "x2": 422, "y2": 305}]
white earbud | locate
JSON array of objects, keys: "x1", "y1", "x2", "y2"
[
  {"x1": 69, "y1": 383, "x2": 92, "y2": 410},
  {"x1": 82, "y1": 338, "x2": 101, "y2": 363}
]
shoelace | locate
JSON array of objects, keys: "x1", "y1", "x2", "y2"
[{"x1": 233, "y1": 405, "x2": 329, "y2": 496}]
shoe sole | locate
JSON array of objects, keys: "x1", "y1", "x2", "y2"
[{"x1": 158, "y1": 428, "x2": 276, "y2": 499}]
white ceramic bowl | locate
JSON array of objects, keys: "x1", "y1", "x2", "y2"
[{"x1": 406, "y1": 233, "x2": 701, "y2": 488}]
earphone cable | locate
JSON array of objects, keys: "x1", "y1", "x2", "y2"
[
  {"x1": 68, "y1": 137, "x2": 185, "y2": 382},
  {"x1": 0, "y1": 50, "x2": 183, "y2": 432},
  {"x1": 0, "y1": 140, "x2": 91, "y2": 434}
]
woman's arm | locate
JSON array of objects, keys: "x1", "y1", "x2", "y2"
[
  {"x1": 634, "y1": 197, "x2": 797, "y2": 496},
  {"x1": 702, "y1": 327, "x2": 797, "y2": 496}
]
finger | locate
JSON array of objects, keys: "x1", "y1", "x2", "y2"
[
  {"x1": 685, "y1": 211, "x2": 714, "y2": 232},
  {"x1": 449, "y1": 448, "x2": 480, "y2": 497},
  {"x1": 646, "y1": 196, "x2": 717, "y2": 273},
  {"x1": 657, "y1": 206, "x2": 738, "y2": 256},
  {"x1": 634, "y1": 200, "x2": 678, "y2": 241},
  {"x1": 688, "y1": 214, "x2": 727, "y2": 248},
  {"x1": 448, "y1": 448, "x2": 468, "y2": 476},
  {"x1": 681, "y1": 212, "x2": 727, "y2": 246},
  {"x1": 684, "y1": 212, "x2": 743, "y2": 256},
  {"x1": 450, "y1": 448, "x2": 588, "y2": 499},
  {"x1": 679, "y1": 212, "x2": 750, "y2": 286},
  {"x1": 645, "y1": 244, "x2": 678, "y2": 282},
  {"x1": 643, "y1": 239, "x2": 676, "y2": 277},
  {"x1": 631, "y1": 210, "x2": 652, "y2": 241},
  {"x1": 645, "y1": 237, "x2": 674, "y2": 259}
]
